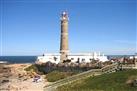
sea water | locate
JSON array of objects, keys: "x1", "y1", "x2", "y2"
[{"x1": 0, "y1": 56, "x2": 37, "y2": 64}]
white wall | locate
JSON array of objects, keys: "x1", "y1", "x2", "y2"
[{"x1": 36, "y1": 52, "x2": 108, "y2": 64}]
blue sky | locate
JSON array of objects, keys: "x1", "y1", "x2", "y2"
[{"x1": 0, "y1": 0, "x2": 136, "y2": 56}]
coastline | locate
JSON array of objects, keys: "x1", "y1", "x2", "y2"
[
  {"x1": 0, "y1": 56, "x2": 37, "y2": 64},
  {"x1": 0, "y1": 63, "x2": 49, "y2": 91}
]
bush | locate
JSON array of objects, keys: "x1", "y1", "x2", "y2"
[
  {"x1": 25, "y1": 64, "x2": 38, "y2": 72},
  {"x1": 46, "y1": 71, "x2": 75, "y2": 82}
]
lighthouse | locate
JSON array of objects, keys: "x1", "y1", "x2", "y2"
[
  {"x1": 60, "y1": 11, "x2": 69, "y2": 62},
  {"x1": 36, "y1": 11, "x2": 108, "y2": 64}
]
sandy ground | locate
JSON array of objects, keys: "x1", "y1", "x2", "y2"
[
  {"x1": 1, "y1": 78, "x2": 49, "y2": 91},
  {"x1": 0, "y1": 63, "x2": 50, "y2": 91}
]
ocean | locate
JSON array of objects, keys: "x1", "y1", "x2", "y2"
[
  {"x1": 0, "y1": 56, "x2": 37, "y2": 64},
  {"x1": 0, "y1": 55, "x2": 132, "y2": 64}
]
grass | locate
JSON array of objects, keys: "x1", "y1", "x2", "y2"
[
  {"x1": 24, "y1": 64, "x2": 77, "y2": 81},
  {"x1": 24, "y1": 64, "x2": 47, "y2": 74},
  {"x1": 57, "y1": 69, "x2": 137, "y2": 91},
  {"x1": 46, "y1": 71, "x2": 76, "y2": 82},
  {"x1": 24, "y1": 64, "x2": 38, "y2": 72}
]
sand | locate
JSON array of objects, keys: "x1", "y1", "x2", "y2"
[{"x1": 0, "y1": 63, "x2": 50, "y2": 91}]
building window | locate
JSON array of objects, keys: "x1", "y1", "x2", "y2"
[
  {"x1": 82, "y1": 58, "x2": 85, "y2": 62},
  {"x1": 54, "y1": 57, "x2": 57, "y2": 61}
]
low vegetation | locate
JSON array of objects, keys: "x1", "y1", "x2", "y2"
[
  {"x1": 24, "y1": 64, "x2": 38, "y2": 72},
  {"x1": 46, "y1": 71, "x2": 76, "y2": 82},
  {"x1": 57, "y1": 69, "x2": 137, "y2": 91},
  {"x1": 24, "y1": 64, "x2": 47, "y2": 75},
  {"x1": 24, "y1": 64, "x2": 77, "y2": 81}
]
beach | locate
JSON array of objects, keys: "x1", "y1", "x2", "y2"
[{"x1": 0, "y1": 63, "x2": 49, "y2": 91}]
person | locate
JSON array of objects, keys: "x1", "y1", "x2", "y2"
[
  {"x1": 33, "y1": 75, "x2": 41, "y2": 83},
  {"x1": 38, "y1": 75, "x2": 42, "y2": 82},
  {"x1": 33, "y1": 75, "x2": 38, "y2": 82}
]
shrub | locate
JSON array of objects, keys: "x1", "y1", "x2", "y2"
[
  {"x1": 25, "y1": 64, "x2": 38, "y2": 72},
  {"x1": 46, "y1": 71, "x2": 75, "y2": 82}
]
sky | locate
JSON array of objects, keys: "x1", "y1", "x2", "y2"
[{"x1": 0, "y1": 0, "x2": 136, "y2": 56}]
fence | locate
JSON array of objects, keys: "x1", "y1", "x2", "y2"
[{"x1": 44, "y1": 63, "x2": 119, "y2": 91}]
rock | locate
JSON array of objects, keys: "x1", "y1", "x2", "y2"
[
  {"x1": 133, "y1": 79, "x2": 137, "y2": 87},
  {"x1": 1, "y1": 79, "x2": 9, "y2": 83}
]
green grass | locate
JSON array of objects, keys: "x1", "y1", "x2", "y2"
[
  {"x1": 57, "y1": 69, "x2": 137, "y2": 91},
  {"x1": 25, "y1": 65, "x2": 77, "y2": 81},
  {"x1": 46, "y1": 71, "x2": 76, "y2": 82},
  {"x1": 25, "y1": 64, "x2": 38, "y2": 72},
  {"x1": 24, "y1": 64, "x2": 46, "y2": 75}
]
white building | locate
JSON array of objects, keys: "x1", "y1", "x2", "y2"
[
  {"x1": 130, "y1": 53, "x2": 137, "y2": 59},
  {"x1": 36, "y1": 52, "x2": 108, "y2": 64}
]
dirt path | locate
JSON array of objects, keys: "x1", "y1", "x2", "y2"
[{"x1": 0, "y1": 63, "x2": 50, "y2": 91}]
